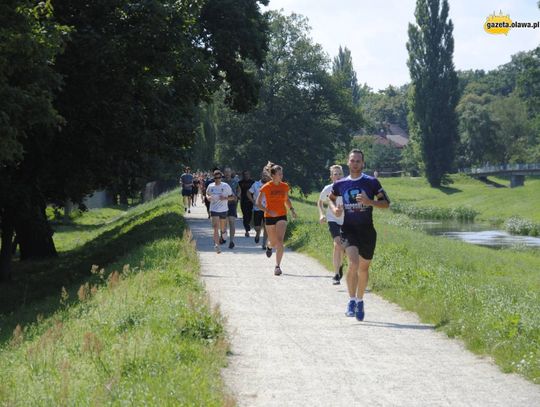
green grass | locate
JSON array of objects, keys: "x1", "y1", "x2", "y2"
[
  {"x1": 381, "y1": 174, "x2": 540, "y2": 225},
  {"x1": 0, "y1": 192, "x2": 230, "y2": 405},
  {"x1": 287, "y1": 193, "x2": 540, "y2": 384}
]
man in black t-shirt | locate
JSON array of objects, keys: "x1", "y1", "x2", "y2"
[{"x1": 238, "y1": 170, "x2": 255, "y2": 237}]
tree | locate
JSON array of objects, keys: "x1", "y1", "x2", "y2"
[
  {"x1": 350, "y1": 136, "x2": 402, "y2": 173},
  {"x1": 332, "y1": 46, "x2": 361, "y2": 106},
  {"x1": 407, "y1": 0, "x2": 459, "y2": 186},
  {"x1": 0, "y1": 0, "x2": 269, "y2": 281},
  {"x1": 215, "y1": 11, "x2": 362, "y2": 193},
  {"x1": 361, "y1": 85, "x2": 409, "y2": 134},
  {"x1": 0, "y1": 1, "x2": 68, "y2": 280},
  {"x1": 456, "y1": 94, "x2": 501, "y2": 167},
  {"x1": 516, "y1": 46, "x2": 540, "y2": 117},
  {"x1": 489, "y1": 95, "x2": 532, "y2": 163}
]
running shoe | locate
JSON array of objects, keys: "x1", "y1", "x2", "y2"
[
  {"x1": 229, "y1": 241, "x2": 235, "y2": 249},
  {"x1": 332, "y1": 273, "x2": 341, "y2": 285},
  {"x1": 188, "y1": 209, "x2": 191, "y2": 213},
  {"x1": 355, "y1": 300, "x2": 365, "y2": 321},
  {"x1": 214, "y1": 244, "x2": 221, "y2": 254},
  {"x1": 274, "y1": 266, "x2": 282, "y2": 276},
  {"x1": 345, "y1": 299, "x2": 356, "y2": 317},
  {"x1": 219, "y1": 237, "x2": 226, "y2": 245},
  {"x1": 265, "y1": 246, "x2": 272, "y2": 258},
  {"x1": 338, "y1": 265, "x2": 343, "y2": 280},
  {"x1": 245, "y1": 232, "x2": 249, "y2": 237},
  {"x1": 254, "y1": 235, "x2": 260, "y2": 244}
]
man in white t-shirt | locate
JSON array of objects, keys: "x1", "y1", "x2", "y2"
[
  {"x1": 206, "y1": 169, "x2": 234, "y2": 253},
  {"x1": 247, "y1": 171, "x2": 270, "y2": 249},
  {"x1": 318, "y1": 165, "x2": 345, "y2": 284}
]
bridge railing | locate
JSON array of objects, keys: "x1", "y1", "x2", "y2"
[{"x1": 460, "y1": 163, "x2": 540, "y2": 175}]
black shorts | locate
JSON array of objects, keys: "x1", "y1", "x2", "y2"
[
  {"x1": 227, "y1": 201, "x2": 238, "y2": 217},
  {"x1": 341, "y1": 224, "x2": 377, "y2": 260},
  {"x1": 210, "y1": 211, "x2": 228, "y2": 219},
  {"x1": 328, "y1": 221, "x2": 342, "y2": 239},
  {"x1": 182, "y1": 188, "x2": 192, "y2": 197},
  {"x1": 265, "y1": 215, "x2": 288, "y2": 226},
  {"x1": 253, "y1": 211, "x2": 265, "y2": 227}
]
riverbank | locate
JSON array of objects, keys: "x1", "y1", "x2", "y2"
[
  {"x1": 384, "y1": 174, "x2": 540, "y2": 235},
  {"x1": 0, "y1": 193, "x2": 228, "y2": 405},
  {"x1": 288, "y1": 194, "x2": 540, "y2": 383}
]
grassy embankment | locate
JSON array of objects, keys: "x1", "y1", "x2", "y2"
[
  {"x1": 0, "y1": 192, "x2": 229, "y2": 405},
  {"x1": 382, "y1": 174, "x2": 540, "y2": 235},
  {"x1": 288, "y1": 181, "x2": 540, "y2": 384}
]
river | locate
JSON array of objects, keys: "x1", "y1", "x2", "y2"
[{"x1": 418, "y1": 220, "x2": 540, "y2": 249}]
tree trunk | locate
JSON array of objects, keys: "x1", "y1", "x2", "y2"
[
  {"x1": 64, "y1": 199, "x2": 73, "y2": 222},
  {"x1": 0, "y1": 212, "x2": 14, "y2": 282},
  {"x1": 119, "y1": 192, "x2": 129, "y2": 206},
  {"x1": 16, "y1": 194, "x2": 57, "y2": 261}
]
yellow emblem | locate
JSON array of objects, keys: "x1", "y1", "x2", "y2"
[{"x1": 484, "y1": 11, "x2": 512, "y2": 35}]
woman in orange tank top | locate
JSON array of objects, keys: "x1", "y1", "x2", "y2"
[{"x1": 256, "y1": 162, "x2": 297, "y2": 276}]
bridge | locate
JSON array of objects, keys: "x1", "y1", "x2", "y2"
[{"x1": 460, "y1": 163, "x2": 540, "y2": 187}]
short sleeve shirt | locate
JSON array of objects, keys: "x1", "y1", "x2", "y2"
[
  {"x1": 180, "y1": 173, "x2": 194, "y2": 189},
  {"x1": 259, "y1": 181, "x2": 290, "y2": 218},
  {"x1": 239, "y1": 179, "x2": 255, "y2": 202},
  {"x1": 207, "y1": 182, "x2": 233, "y2": 213},
  {"x1": 319, "y1": 184, "x2": 344, "y2": 225},
  {"x1": 331, "y1": 174, "x2": 388, "y2": 225},
  {"x1": 225, "y1": 177, "x2": 240, "y2": 198},
  {"x1": 249, "y1": 180, "x2": 266, "y2": 211}
]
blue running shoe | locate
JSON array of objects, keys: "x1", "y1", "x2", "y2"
[
  {"x1": 355, "y1": 300, "x2": 365, "y2": 321},
  {"x1": 345, "y1": 300, "x2": 356, "y2": 317}
]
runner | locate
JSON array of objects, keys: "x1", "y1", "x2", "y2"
[
  {"x1": 318, "y1": 165, "x2": 345, "y2": 285},
  {"x1": 223, "y1": 167, "x2": 241, "y2": 249},
  {"x1": 256, "y1": 162, "x2": 297, "y2": 276},
  {"x1": 239, "y1": 170, "x2": 255, "y2": 237},
  {"x1": 206, "y1": 169, "x2": 234, "y2": 254},
  {"x1": 247, "y1": 171, "x2": 271, "y2": 250},
  {"x1": 180, "y1": 166, "x2": 194, "y2": 213},
  {"x1": 328, "y1": 149, "x2": 390, "y2": 321},
  {"x1": 191, "y1": 172, "x2": 200, "y2": 206},
  {"x1": 203, "y1": 172, "x2": 213, "y2": 218}
]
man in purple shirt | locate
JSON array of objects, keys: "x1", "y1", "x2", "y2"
[{"x1": 329, "y1": 149, "x2": 390, "y2": 321}]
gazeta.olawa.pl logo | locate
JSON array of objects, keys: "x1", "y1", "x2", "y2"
[{"x1": 484, "y1": 11, "x2": 539, "y2": 35}]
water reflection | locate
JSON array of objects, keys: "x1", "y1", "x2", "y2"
[{"x1": 418, "y1": 221, "x2": 540, "y2": 249}]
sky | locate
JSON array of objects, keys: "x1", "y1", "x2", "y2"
[{"x1": 264, "y1": 0, "x2": 540, "y2": 91}]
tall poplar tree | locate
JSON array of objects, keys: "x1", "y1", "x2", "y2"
[
  {"x1": 407, "y1": 0, "x2": 459, "y2": 186},
  {"x1": 332, "y1": 46, "x2": 361, "y2": 106}
]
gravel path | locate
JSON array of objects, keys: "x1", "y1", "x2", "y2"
[{"x1": 186, "y1": 203, "x2": 540, "y2": 406}]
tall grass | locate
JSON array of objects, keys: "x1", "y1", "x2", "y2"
[
  {"x1": 0, "y1": 192, "x2": 230, "y2": 405},
  {"x1": 288, "y1": 195, "x2": 540, "y2": 384},
  {"x1": 390, "y1": 202, "x2": 478, "y2": 221}
]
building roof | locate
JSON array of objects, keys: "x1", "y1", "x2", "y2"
[{"x1": 386, "y1": 134, "x2": 409, "y2": 148}]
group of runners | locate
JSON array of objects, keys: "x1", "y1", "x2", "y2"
[{"x1": 181, "y1": 149, "x2": 390, "y2": 321}]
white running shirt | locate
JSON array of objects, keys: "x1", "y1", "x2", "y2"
[
  {"x1": 207, "y1": 182, "x2": 233, "y2": 213},
  {"x1": 249, "y1": 180, "x2": 266, "y2": 211},
  {"x1": 319, "y1": 183, "x2": 344, "y2": 225}
]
